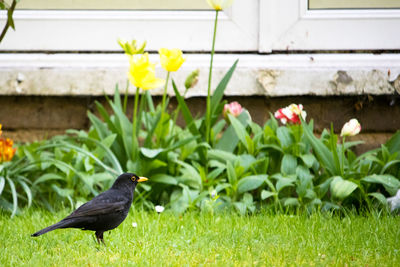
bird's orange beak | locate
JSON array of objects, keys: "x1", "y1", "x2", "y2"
[{"x1": 137, "y1": 177, "x2": 148, "y2": 182}]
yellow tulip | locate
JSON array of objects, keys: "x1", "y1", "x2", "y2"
[
  {"x1": 159, "y1": 48, "x2": 186, "y2": 72},
  {"x1": 128, "y1": 53, "x2": 164, "y2": 90},
  {"x1": 206, "y1": 0, "x2": 234, "y2": 11}
]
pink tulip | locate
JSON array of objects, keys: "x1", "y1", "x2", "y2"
[{"x1": 223, "y1": 101, "x2": 243, "y2": 119}]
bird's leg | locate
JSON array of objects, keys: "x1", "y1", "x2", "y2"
[{"x1": 95, "y1": 231, "x2": 105, "y2": 245}]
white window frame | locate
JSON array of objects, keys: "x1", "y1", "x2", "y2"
[
  {"x1": 260, "y1": 0, "x2": 400, "y2": 52},
  {"x1": 0, "y1": 0, "x2": 258, "y2": 51},
  {"x1": 1, "y1": 0, "x2": 399, "y2": 97}
]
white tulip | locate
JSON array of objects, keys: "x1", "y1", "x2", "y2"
[{"x1": 340, "y1": 119, "x2": 361, "y2": 137}]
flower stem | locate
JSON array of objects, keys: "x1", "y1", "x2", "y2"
[
  {"x1": 206, "y1": 10, "x2": 219, "y2": 143},
  {"x1": 132, "y1": 87, "x2": 140, "y2": 158},
  {"x1": 0, "y1": 0, "x2": 17, "y2": 43},
  {"x1": 341, "y1": 136, "x2": 346, "y2": 176},
  {"x1": 161, "y1": 71, "x2": 171, "y2": 116}
]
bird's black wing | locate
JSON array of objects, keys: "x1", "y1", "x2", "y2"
[
  {"x1": 66, "y1": 201, "x2": 126, "y2": 219},
  {"x1": 66, "y1": 191, "x2": 128, "y2": 219}
]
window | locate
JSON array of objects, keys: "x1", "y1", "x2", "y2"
[
  {"x1": 18, "y1": 0, "x2": 210, "y2": 10},
  {"x1": 309, "y1": 0, "x2": 400, "y2": 9},
  {"x1": 1, "y1": 0, "x2": 258, "y2": 51},
  {"x1": 2, "y1": 0, "x2": 400, "y2": 52},
  {"x1": 259, "y1": 0, "x2": 400, "y2": 52}
]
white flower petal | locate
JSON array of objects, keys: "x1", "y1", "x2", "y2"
[{"x1": 155, "y1": 205, "x2": 165, "y2": 213}]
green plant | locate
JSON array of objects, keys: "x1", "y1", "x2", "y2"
[{"x1": 0, "y1": 0, "x2": 18, "y2": 43}]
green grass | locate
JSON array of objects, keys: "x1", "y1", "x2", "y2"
[{"x1": 0, "y1": 209, "x2": 399, "y2": 266}]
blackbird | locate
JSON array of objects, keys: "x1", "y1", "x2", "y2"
[{"x1": 31, "y1": 173, "x2": 148, "y2": 244}]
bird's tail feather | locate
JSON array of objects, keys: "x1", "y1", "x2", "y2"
[{"x1": 31, "y1": 220, "x2": 71, "y2": 237}]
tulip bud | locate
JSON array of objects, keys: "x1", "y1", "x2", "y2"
[
  {"x1": 223, "y1": 101, "x2": 243, "y2": 120},
  {"x1": 340, "y1": 119, "x2": 361, "y2": 137},
  {"x1": 185, "y1": 69, "x2": 200, "y2": 90},
  {"x1": 118, "y1": 39, "x2": 146, "y2": 55}
]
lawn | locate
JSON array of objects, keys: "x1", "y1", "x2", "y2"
[{"x1": 0, "y1": 210, "x2": 399, "y2": 266}]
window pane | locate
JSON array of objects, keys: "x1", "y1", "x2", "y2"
[
  {"x1": 309, "y1": 0, "x2": 400, "y2": 9},
  {"x1": 18, "y1": 0, "x2": 210, "y2": 10}
]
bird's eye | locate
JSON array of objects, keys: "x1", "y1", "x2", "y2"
[{"x1": 131, "y1": 176, "x2": 137, "y2": 182}]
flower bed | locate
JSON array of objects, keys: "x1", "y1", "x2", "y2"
[{"x1": 0, "y1": 1, "x2": 399, "y2": 216}]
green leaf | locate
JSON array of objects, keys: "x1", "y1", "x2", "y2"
[
  {"x1": 302, "y1": 120, "x2": 336, "y2": 175},
  {"x1": 330, "y1": 176, "x2": 358, "y2": 200},
  {"x1": 362, "y1": 174, "x2": 400, "y2": 195},
  {"x1": 210, "y1": 60, "x2": 239, "y2": 116},
  {"x1": 216, "y1": 112, "x2": 251, "y2": 152},
  {"x1": 273, "y1": 174, "x2": 295, "y2": 192},
  {"x1": 172, "y1": 80, "x2": 200, "y2": 137},
  {"x1": 87, "y1": 111, "x2": 108, "y2": 140},
  {"x1": 233, "y1": 202, "x2": 247, "y2": 215},
  {"x1": 71, "y1": 135, "x2": 123, "y2": 174},
  {"x1": 281, "y1": 154, "x2": 297, "y2": 175},
  {"x1": 144, "y1": 111, "x2": 162, "y2": 147},
  {"x1": 145, "y1": 90, "x2": 155, "y2": 113},
  {"x1": 228, "y1": 114, "x2": 249, "y2": 150},
  {"x1": 140, "y1": 148, "x2": 164, "y2": 158},
  {"x1": 386, "y1": 130, "x2": 400, "y2": 155},
  {"x1": 50, "y1": 142, "x2": 119, "y2": 175},
  {"x1": 261, "y1": 190, "x2": 276, "y2": 200},
  {"x1": 6, "y1": 177, "x2": 17, "y2": 217},
  {"x1": 316, "y1": 177, "x2": 334, "y2": 198},
  {"x1": 227, "y1": 161, "x2": 237, "y2": 186},
  {"x1": 381, "y1": 160, "x2": 400, "y2": 174},
  {"x1": 276, "y1": 127, "x2": 293, "y2": 148},
  {"x1": 237, "y1": 175, "x2": 267, "y2": 194},
  {"x1": 150, "y1": 174, "x2": 178, "y2": 185},
  {"x1": 238, "y1": 154, "x2": 257, "y2": 172},
  {"x1": 258, "y1": 144, "x2": 283, "y2": 153},
  {"x1": 176, "y1": 160, "x2": 202, "y2": 190},
  {"x1": 208, "y1": 149, "x2": 238, "y2": 163},
  {"x1": 300, "y1": 154, "x2": 316, "y2": 168},
  {"x1": 296, "y1": 165, "x2": 313, "y2": 198},
  {"x1": 368, "y1": 192, "x2": 388, "y2": 207},
  {"x1": 18, "y1": 180, "x2": 32, "y2": 207},
  {"x1": 284, "y1": 198, "x2": 300, "y2": 207},
  {"x1": 0, "y1": 176, "x2": 5, "y2": 195}
]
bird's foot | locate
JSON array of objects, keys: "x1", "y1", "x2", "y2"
[{"x1": 95, "y1": 231, "x2": 106, "y2": 246}]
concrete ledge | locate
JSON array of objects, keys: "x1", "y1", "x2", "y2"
[{"x1": 0, "y1": 53, "x2": 399, "y2": 97}]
